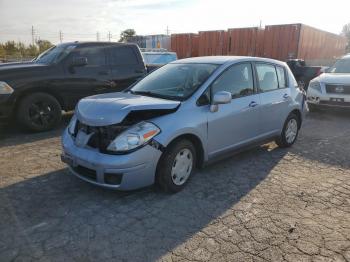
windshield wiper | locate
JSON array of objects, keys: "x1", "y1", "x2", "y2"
[{"x1": 130, "y1": 90, "x2": 181, "y2": 101}]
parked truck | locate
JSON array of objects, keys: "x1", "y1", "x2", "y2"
[
  {"x1": 286, "y1": 59, "x2": 323, "y2": 90},
  {"x1": 0, "y1": 42, "x2": 156, "y2": 132}
]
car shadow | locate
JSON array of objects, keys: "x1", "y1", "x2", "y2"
[
  {"x1": 0, "y1": 144, "x2": 287, "y2": 261},
  {"x1": 0, "y1": 113, "x2": 72, "y2": 147}
]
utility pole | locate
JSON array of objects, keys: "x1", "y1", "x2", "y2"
[
  {"x1": 96, "y1": 32, "x2": 100, "y2": 41},
  {"x1": 107, "y1": 31, "x2": 112, "y2": 42},
  {"x1": 59, "y1": 30, "x2": 63, "y2": 43},
  {"x1": 31, "y1": 25, "x2": 35, "y2": 46},
  {"x1": 166, "y1": 26, "x2": 169, "y2": 35}
]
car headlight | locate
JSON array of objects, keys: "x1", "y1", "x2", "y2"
[
  {"x1": 107, "y1": 121, "x2": 160, "y2": 152},
  {"x1": 0, "y1": 81, "x2": 14, "y2": 94},
  {"x1": 308, "y1": 81, "x2": 322, "y2": 93},
  {"x1": 68, "y1": 115, "x2": 77, "y2": 135}
]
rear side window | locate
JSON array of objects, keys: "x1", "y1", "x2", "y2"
[
  {"x1": 276, "y1": 66, "x2": 287, "y2": 88},
  {"x1": 78, "y1": 46, "x2": 106, "y2": 66},
  {"x1": 110, "y1": 46, "x2": 138, "y2": 65},
  {"x1": 211, "y1": 63, "x2": 254, "y2": 98},
  {"x1": 256, "y1": 64, "x2": 278, "y2": 92}
]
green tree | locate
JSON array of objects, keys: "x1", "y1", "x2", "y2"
[
  {"x1": 36, "y1": 39, "x2": 53, "y2": 54},
  {"x1": 26, "y1": 44, "x2": 38, "y2": 57},
  {"x1": 341, "y1": 23, "x2": 350, "y2": 52},
  {"x1": 119, "y1": 29, "x2": 136, "y2": 42},
  {"x1": 0, "y1": 44, "x2": 6, "y2": 58}
]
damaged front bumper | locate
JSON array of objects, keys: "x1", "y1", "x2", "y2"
[{"x1": 61, "y1": 129, "x2": 162, "y2": 190}]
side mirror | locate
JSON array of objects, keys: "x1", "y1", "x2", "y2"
[
  {"x1": 71, "y1": 57, "x2": 88, "y2": 67},
  {"x1": 210, "y1": 91, "x2": 232, "y2": 112}
]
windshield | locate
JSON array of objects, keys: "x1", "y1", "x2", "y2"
[
  {"x1": 328, "y1": 58, "x2": 350, "y2": 73},
  {"x1": 34, "y1": 44, "x2": 76, "y2": 64},
  {"x1": 142, "y1": 53, "x2": 177, "y2": 65},
  {"x1": 130, "y1": 63, "x2": 218, "y2": 100}
]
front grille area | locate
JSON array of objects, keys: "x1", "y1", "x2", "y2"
[
  {"x1": 325, "y1": 84, "x2": 350, "y2": 94},
  {"x1": 72, "y1": 165, "x2": 97, "y2": 181},
  {"x1": 74, "y1": 121, "x2": 129, "y2": 153}
]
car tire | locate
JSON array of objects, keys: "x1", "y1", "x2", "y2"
[
  {"x1": 275, "y1": 113, "x2": 300, "y2": 148},
  {"x1": 156, "y1": 139, "x2": 197, "y2": 193},
  {"x1": 16, "y1": 92, "x2": 62, "y2": 132}
]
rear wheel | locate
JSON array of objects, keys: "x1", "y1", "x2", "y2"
[
  {"x1": 156, "y1": 139, "x2": 196, "y2": 193},
  {"x1": 275, "y1": 113, "x2": 300, "y2": 148},
  {"x1": 16, "y1": 92, "x2": 62, "y2": 132}
]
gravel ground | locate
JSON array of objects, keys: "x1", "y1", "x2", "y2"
[{"x1": 0, "y1": 111, "x2": 350, "y2": 262}]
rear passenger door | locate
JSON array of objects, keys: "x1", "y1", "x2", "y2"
[
  {"x1": 107, "y1": 46, "x2": 146, "y2": 91},
  {"x1": 255, "y1": 63, "x2": 291, "y2": 136}
]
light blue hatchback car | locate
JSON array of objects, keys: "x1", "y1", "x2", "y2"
[{"x1": 61, "y1": 56, "x2": 307, "y2": 192}]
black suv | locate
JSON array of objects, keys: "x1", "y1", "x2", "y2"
[{"x1": 0, "y1": 42, "x2": 147, "y2": 131}]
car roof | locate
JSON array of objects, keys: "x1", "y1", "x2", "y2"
[
  {"x1": 57, "y1": 41, "x2": 137, "y2": 48},
  {"x1": 142, "y1": 52, "x2": 176, "y2": 55},
  {"x1": 172, "y1": 56, "x2": 287, "y2": 66}
]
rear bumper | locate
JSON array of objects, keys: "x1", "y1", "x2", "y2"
[{"x1": 61, "y1": 129, "x2": 162, "y2": 190}]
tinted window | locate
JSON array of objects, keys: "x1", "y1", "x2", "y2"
[
  {"x1": 211, "y1": 63, "x2": 254, "y2": 98},
  {"x1": 276, "y1": 66, "x2": 287, "y2": 88},
  {"x1": 77, "y1": 46, "x2": 105, "y2": 66},
  {"x1": 110, "y1": 46, "x2": 138, "y2": 65},
  {"x1": 256, "y1": 64, "x2": 278, "y2": 92}
]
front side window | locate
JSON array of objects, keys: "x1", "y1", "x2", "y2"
[
  {"x1": 130, "y1": 63, "x2": 218, "y2": 100},
  {"x1": 77, "y1": 46, "x2": 106, "y2": 66},
  {"x1": 276, "y1": 66, "x2": 287, "y2": 88},
  {"x1": 211, "y1": 63, "x2": 254, "y2": 98},
  {"x1": 256, "y1": 64, "x2": 279, "y2": 92},
  {"x1": 34, "y1": 44, "x2": 76, "y2": 64}
]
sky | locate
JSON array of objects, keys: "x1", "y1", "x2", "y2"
[{"x1": 0, "y1": 0, "x2": 349, "y2": 44}]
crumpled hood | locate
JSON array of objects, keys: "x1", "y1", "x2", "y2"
[
  {"x1": 317, "y1": 73, "x2": 350, "y2": 85},
  {"x1": 76, "y1": 92, "x2": 180, "y2": 126}
]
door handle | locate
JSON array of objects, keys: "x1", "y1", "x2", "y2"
[
  {"x1": 249, "y1": 101, "x2": 258, "y2": 108},
  {"x1": 98, "y1": 71, "x2": 109, "y2": 75},
  {"x1": 283, "y1": 93, "x2": 290, "y2": 99}
]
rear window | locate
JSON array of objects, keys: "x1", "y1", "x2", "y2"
[
  {"x1": 110, "y1": 46, "x2": 138, "y2": 65},
  {"x1": 142, "y1": 53, "x2": 177, "y2": 65}
]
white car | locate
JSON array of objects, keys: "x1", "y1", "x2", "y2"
[{"x1": 307, "y1": 54, "x2": 350, "y2": 110}]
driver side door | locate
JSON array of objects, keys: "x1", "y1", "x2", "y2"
[{"x1": 207, "y1": 62, "x2": 263, "y2": 159}]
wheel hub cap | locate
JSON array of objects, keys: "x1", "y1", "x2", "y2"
[
  {"x1": 285, "y1": 119, "x2": 298, "y2": 144},
  {"x1": 171, "y1": 148, "x2": 193, "y2": 186}
]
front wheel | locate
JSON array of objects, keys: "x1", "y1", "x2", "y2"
[
  {"x1": 156, "y1": 139, "x2": 197, "y2": 193},
  {"x1": 275, "y1": 113, "x2": 300, "y2": 148},
  {"x1": 16, "y1": 93, "x2": 62, "y2": 132}
]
